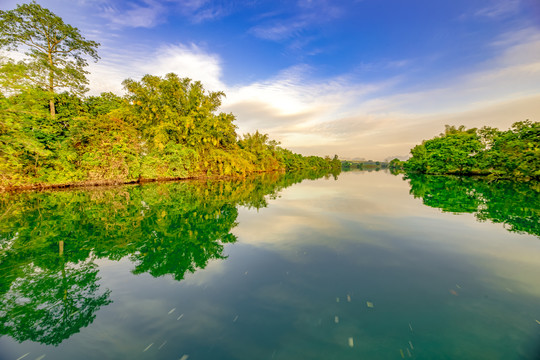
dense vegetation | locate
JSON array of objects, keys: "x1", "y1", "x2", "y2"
[
  {"x1": 0, "y1": 170, "x2": 337, "y2": 345},
  {"x1": 404, "y1": 122, "x2": 539, "y2": 180},
  {"x1": 0, "y1": 2, "x2": 340, "y2": 190}
]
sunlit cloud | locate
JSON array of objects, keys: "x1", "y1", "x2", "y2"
[
  {"x1": 222, "y1": 65, "x2": 392, "y2": 133},
  {"x1": 136, "y1": 43, "x2": 225, "y2": 90},
  {"x1": 223, "y1": 26, "x2": 540, "y2": 159},
  {"x1": 87, "y1": 42, "x2": 225, "y2": 94}
]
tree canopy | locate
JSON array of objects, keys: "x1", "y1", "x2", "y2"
[
  {"x1": 0, "y1": 1, "x2": 99, "y2": 117},
  {"x1": 404, "y1": 121, "x2": 539, "y2": 180}
]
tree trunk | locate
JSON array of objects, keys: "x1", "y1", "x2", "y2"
[
  {"x1": 48, "y1": 49, "x2": 56, "y2": 118},
  {"x1": 49, "y1": 97, "x2": 56, "y2": 118}
]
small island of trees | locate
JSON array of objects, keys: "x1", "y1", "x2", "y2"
[
  {"x1": 0, "y1": 2, "x2": 340, "y2": 191},
  {"x1": 403, "y1": 122, "x2": 539, "y2": 181}
]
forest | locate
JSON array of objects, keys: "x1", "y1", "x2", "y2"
[
  {"x1": 402, "y1": 122, "x2": 539, "y2": 181},
  {"x1": 0, "y1": 2, "x2": 340, "y2": 191}
]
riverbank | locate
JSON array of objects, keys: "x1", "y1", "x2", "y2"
[
  {"x1": 1, "y1": 74, "x2": 341, "y2": 191},
  {"x1": 0, "y1": 167, "x2": 342, "y2": 193}
]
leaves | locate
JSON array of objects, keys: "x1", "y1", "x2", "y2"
[
  {"x1": 0, "y1": 1, "x2": 99, "y2": 116},
  {"x1": 405, "y1": 122, "x2": 539, "y2": 180}
]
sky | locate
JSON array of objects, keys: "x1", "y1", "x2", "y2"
[{"x1": 1, "y1": 0, "x2": 540, "y2": 160}]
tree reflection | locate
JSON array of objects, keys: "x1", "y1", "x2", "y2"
[
  {"x1": 0, "y1": 169, "x2": 338, "y2": 345},
  {"x1": 405, "y1": 174, "x2": 540, "y2": 237},
  {"x1": 0, "y1": 260, "x2": 111, "y2": 345}
]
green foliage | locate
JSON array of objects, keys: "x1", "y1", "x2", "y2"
[
  {"x1": 0, "y1": 70, "x2": 339, "y2": 188},
  {"x1": 0, "y1": 1, "x2": 99, "y2": 117},
  {"x1": 84, "y1": 92, "x2": 124, "y2": 117},
  {"x1": 405, "y1": 174, "x2": 540, "y2": 237},
  {"x1": 388, "y1": 158, "x2": 404, "y2": 169},
  {"x1": 405, "y1": 122, "x2": 539, "y2": 180},
  {"x1": 480, "y1": 120, "x2": 540, "y2": 179},
  {"x1": 122, "y1": 73, "x2": 237, "y2": 151},
  {"x1": 70, "y1": 113, "x2": 141, "y2": 181},
  {"x1": 0, "y1": 87, "x2": 51, "y2": 184}
]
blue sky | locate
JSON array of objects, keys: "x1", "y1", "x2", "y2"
[{"x1": 2, "y1": 0, "x2": 540, "y2": 160}]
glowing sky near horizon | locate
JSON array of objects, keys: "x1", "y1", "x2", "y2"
[{"x1": 1, "y1": 0, "x2": 540, "y2": 160}]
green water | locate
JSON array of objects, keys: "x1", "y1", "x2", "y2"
[{"x1": 0, "y1": 170, "x2": 539, "y2": 359}]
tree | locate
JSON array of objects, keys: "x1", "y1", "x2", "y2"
[
  {"x1": 389, "y1": 158, "x2": 404, "y2": 169},
  {"x1": 405, "y1": 125, "x2": 482, "y2": 175},
  {"x1": 123, "y1": 73, "x2": 237, "y2": 150},
  {"x1": 405, "y1": 122, "x2": 539, "y2": 180},
  {"x1": 0, "y1": 1, "x2": 99, "y2": 118},
  {"x1": 484, "y1": 120, "x2": 540, "y2": 179}
]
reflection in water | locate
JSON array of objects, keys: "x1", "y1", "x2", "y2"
[
  {"x1": 405, "y1": 174, "x2": 540, "y2": 237},
  {"x1": 0, "y1": 169, "x2": 339, "y2": 346},
  {"x1": 0, "y1": 261, "x2": 111, "y2": 346}
]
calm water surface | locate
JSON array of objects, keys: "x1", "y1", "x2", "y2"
[{"x1": 1, "y1": 171, "x2": 539, "y2": 359}]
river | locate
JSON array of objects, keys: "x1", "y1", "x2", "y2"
[{"x1": 0, "y1": 170, "x2": 539, "y2": 359}]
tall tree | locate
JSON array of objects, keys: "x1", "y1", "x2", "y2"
[
  {"x1": 123, "y1": 73, "x2": 237, "y2": 150},
  {"x1": 0, "y1": 1, "x2": 99, "y2": 118}
]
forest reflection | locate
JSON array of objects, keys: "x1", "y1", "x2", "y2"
[
  {"x1": 405, "y1": 174, "x2": 539, "y2": 238},
  {"x1": 0, "y1": 169, "x2": 339, "y2": 346}
]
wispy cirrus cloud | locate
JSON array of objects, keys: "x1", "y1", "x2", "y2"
[
  {"x1": 100, "y1": 0, "x2": 167, "y2": 28},
  {"x1": 97, "y1": 0, "x2": 235, "y2": 28},
  {"x1": 251, "y1": 20, "x2": 309, "y2": 41},
  {"x1": 174, "y1": 0, "x2": 232, "y2": 23},
  {"x1": 249, "y1": 0, "x2": 346, "y2": 43},
  {"x1": 474, "y1": 0, "x2": 521, "y2": 18}
]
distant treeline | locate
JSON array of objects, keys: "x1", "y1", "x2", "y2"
[
  {"x1": 394, "y1": 121, "x2": 539, "y2": 181},
  {"x1": 342, "y1": 160, "x2": 388, "y2": 170}
]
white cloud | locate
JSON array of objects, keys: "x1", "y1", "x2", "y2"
[
  {"x1": 87, "y1": 42, "x2": 225, "y2": 95},
  {"x1": 222, "y1": 65, "x2": 391, "y2": 139},
  {"x1": 137, "y1": 43, "x2": 225, "y2": 91},
  {"x1": 172, "y1": 0, "x2": 232, "y2": 23}
]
